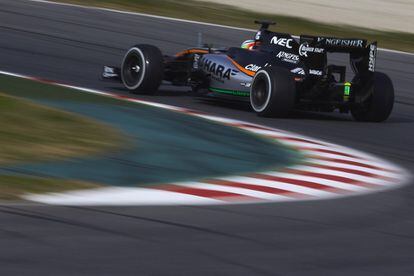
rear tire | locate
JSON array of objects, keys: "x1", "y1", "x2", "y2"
[
  {"x1": 250, "y1": 67, "x2": 295, "y2": 117},
  {"x1": 121, "y1": 44, "x2": 164, "y2": 94},
  {"x1": 351, "y1": 72, "x2": 394, "y2": 122}
]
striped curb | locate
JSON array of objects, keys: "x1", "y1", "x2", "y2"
[{"x1": 0, "y1": 70, "x2": 411, "y2": 206}]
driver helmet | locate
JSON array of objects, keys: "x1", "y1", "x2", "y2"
[{"x1": 241, "y1": 39, "x2": 255, "y2": 50}]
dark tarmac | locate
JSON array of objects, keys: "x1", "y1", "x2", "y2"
[{"x1": 1, "y1": 1, "x2": 414, "y2": 275}]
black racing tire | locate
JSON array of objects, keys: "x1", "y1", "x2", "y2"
[
  {"x1": 121, "y1": 44, "x2": 164, "y2": 94},
  {"x1": 351, "y1": 72, "x2": 394, "y2": 122},
  {"x1": 250, "y1": 66, "x2": 295, "y2": 117}
]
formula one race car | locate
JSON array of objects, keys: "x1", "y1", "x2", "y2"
[{"x1": 102, "y1": 21, "x2": 394, "y2": 122}]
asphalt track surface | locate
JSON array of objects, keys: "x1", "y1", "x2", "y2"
[{"x1": 1, "y1": 1, "x2": 414, "y2": 275}]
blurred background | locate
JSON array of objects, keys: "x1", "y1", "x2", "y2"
[
  {"x1": 200, "y1": 0, "x2": 414, "y2": 33},
  {"x1": 1, "y1": 1, "x2": 414, "y2": 275}
]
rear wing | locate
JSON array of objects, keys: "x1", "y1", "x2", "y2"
[
  {"x1": 307, "y1": 36, "x2": 368, "y2": 52},
  {"x1": 299, "y1": 35, "x2": 377, "y2": 80}
]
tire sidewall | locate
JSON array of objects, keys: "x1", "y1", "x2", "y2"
[
  {"x1": 250, "y1": 66, "x2": 295, "y2": 117},
  {"x1": 121, "y1": 47, "x2": 147, "y2": 90},
  {"x1": 250, "y1": 69, "x2": 273, "y2": 113},
  {"x1": 351, "y1": 72, "x2": 394, "y2": 122}
]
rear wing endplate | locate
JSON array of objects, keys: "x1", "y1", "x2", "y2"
[{"x1": 299, "y1": 35, "x2": 377, "y2": 76}]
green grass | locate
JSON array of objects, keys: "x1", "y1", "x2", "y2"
[
  {"x1": 55, "y1": 0, "x2": 414, "y2": 52},
  {"x1": 0, "y1": 93, "x2": 123, "y2": 165},
  {"x1": 0, "y1": 80, "x2": 128, "y2": 200},
  {"x1": 0, "y1": 175, "x2": 100, "y2": 201}
]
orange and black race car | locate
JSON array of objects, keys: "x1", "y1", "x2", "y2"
[{"x1": 102, "y1": 21, "x2": 393, "y2": 122}]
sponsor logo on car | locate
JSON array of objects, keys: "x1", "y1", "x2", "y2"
[
  {"x1": 309, "y1": 69, "x2": 323, "y2": 76},
  {"x1": 368, "y1": 44, "x2": 377, "y2": 72},
  {"x1": 255, "y1": 31, "x2": 262, "y2": 40},
  {"x1": 299, "y1": 43, "x2": 325, "y2": 57},
  {"x1": 245, "y1": 64, "x2": 262, "y2": 72},
  {"x1": 202, "y1": 58, "x2": 237, "y2": 80},
  {"x1": 102, "y1": 66, "x2": 118, "y2": 78},
  {"x1": 193, "y1": 54, "x2": 200, "y2": 69},
  {"x1": 318, "y1": 38, "x2": 364, "y2": 48},
  {"x1": 270, "y1": 36, "x2": 293, "y2": 49},
  {"x1": 291, "y1": 67, "x2": 306, "y2": 75},
  {"x1": 276, "y1": 51, "x2": 299, "y2": 63}
]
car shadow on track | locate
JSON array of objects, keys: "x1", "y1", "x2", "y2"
[
  {"x1": 106, "y1": 87, "x2": 189, "y2": 97},
  {"x1": 198, "y1": 98, "x2": 354, "y2": 122},
  {"x1": 106, "y1": 86, "x2": 413, "y2": 124}
]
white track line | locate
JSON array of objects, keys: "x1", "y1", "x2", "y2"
[
  {"x1": 25, "y1": 187, "x2": 223, "y2": 206},
  {"x1": 26, "y1": 0, "x2": 414, "y2": 56}
]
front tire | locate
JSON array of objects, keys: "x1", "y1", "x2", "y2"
[
  {"x1": 121, "y1": 44, "x2": 164, "y2": 94},
  {"x1": 351, "y1": 72, "x2": 394, "y2": 122},
  {"x1": 250, "y1": 67, "x2": 295, "y2": 117}
]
